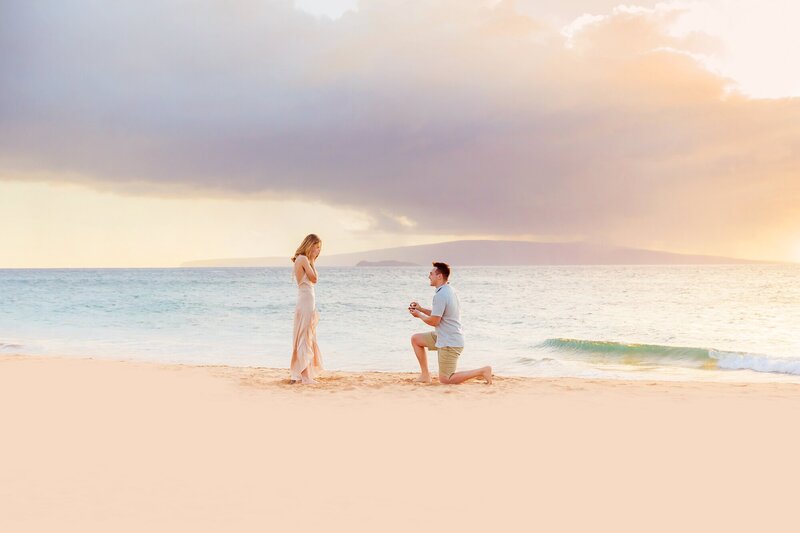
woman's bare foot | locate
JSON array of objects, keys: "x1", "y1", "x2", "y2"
[
  {"x1": 482, "y1": 366, "x2": 493, "y2": 385},
  {"x1": 299, "y1": 368, "x2": 318, "y2": 385},
  {"x1": 416, "y1": 373, "x2": 431, "y2": 384}
]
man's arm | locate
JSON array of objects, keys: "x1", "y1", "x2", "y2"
[
  {"x1": 412, "y1": 293, "x2": 442, "y2": 325},
  {"x1": 410, "y1": 301, "x2": 432, "y2": 315},
  {"x1": 411, "y1": 310, "x2": 441, "y2": 327}
]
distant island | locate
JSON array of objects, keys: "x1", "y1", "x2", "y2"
[
  {"x1": 356, "y1": 260, "x2": 419, "y2": 267},
  {"x1": 181, "y1": 240, "x2": 768, "y2": 267}
]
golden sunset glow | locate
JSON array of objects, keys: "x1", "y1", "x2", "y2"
[{"x1": 0, "y1": 181, "x2": 486, "y2": 268}]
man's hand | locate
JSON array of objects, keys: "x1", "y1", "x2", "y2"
[
  {"x1": 409, "y1": 308, "x2": 421, "y2": 318},
  {"x1": 410, "y1": 301, "x2": 432, "y2": 316}
]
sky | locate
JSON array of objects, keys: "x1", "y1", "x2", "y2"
[{"x1": 1, "y1": 0, "x2": 798, "y2": 267}]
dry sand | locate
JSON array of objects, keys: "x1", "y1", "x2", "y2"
[{"x1": 1, "y1": 354, "x2": 799, "y2": 532}]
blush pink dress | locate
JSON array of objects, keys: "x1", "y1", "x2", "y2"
[{"x1": 290, "y1": 269, "x2": 322, "y2": 381}]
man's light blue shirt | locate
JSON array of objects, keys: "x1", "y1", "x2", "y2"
[{"x1": 431, "y1": 283, "x2": 465, "y2": 348}]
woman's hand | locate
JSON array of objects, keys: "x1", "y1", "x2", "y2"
[
  {"x1": 297, "y1": 255, "x2": 318, "y2": 283},
  {"x1": 309, "y1": 243, "x2": 322, "y2": 262}
]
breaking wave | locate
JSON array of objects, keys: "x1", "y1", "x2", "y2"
[{"x1": 540, "y1": 338, "x2": 800, "y2": 376}]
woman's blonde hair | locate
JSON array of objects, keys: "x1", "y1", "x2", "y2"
[{"x1": 292, "y1": 234, "x2": 322, "y2": 264}]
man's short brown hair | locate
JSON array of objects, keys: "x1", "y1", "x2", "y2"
[{"x1": 432, "y1": 261, "x2": 451, "y2": 280}]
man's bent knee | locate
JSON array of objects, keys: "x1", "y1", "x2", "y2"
[{"x1": 439, "y1": 373, "x2": 453, "y2": 384}]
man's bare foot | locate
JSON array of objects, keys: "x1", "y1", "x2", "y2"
[
  {"x1": 482, "y1": 366, "x2": 493, "y2": 385},
  {"x1": 416, "y1": 373, "x2": 431, "y2": 384}
]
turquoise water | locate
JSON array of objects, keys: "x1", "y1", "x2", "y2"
[{"x1": 1, "y1": 265, "x2": 799, "y2": 382}]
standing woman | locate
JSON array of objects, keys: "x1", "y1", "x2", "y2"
[{"x1": 290, "y1": 234, "x2": 323, "y2": 384}]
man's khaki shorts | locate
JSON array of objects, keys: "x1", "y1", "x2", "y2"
[{"x1": 420, "y1": 332, "x2": 463, "y2": 378}]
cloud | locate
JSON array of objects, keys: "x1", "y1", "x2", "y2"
[{"x1": 1, "y1": 0, "x2": 798, "y2": 252}]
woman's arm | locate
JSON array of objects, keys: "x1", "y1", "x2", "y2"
[{"x1": 295, "y1": 255, "x2": 318, "y2": 283}]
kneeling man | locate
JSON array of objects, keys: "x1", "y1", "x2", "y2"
[{"x1": 409, "y1": 262, "x2": 492, "y2": 385}]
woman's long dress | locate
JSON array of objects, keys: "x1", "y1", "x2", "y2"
[{"x1": 290, "y1": 272, "x2": 322, "y2": 381}]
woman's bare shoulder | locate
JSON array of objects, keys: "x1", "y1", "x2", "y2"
[{"x1": 295, "y1": 254, "x2": 309, "y2": 265}]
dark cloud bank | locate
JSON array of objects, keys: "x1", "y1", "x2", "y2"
[{"x1": 1, "y1": 0, "x2": 798, "y2": 250}]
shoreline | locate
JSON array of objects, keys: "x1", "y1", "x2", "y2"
[
  {"x1": 4, "y1": 352, "x2": 800, "y2": 391},
  {"x1": 2, "y1": 354, "x2": 799, "y2": 532}
]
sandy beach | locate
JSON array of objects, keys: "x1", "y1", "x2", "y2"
[{"x1": 1, "y1": 354, "x2": 799, "y2": 532}]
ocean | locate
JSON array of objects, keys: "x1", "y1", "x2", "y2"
[{"x1": 1, "y1": 265, "x2": 799, "y2": 382}]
